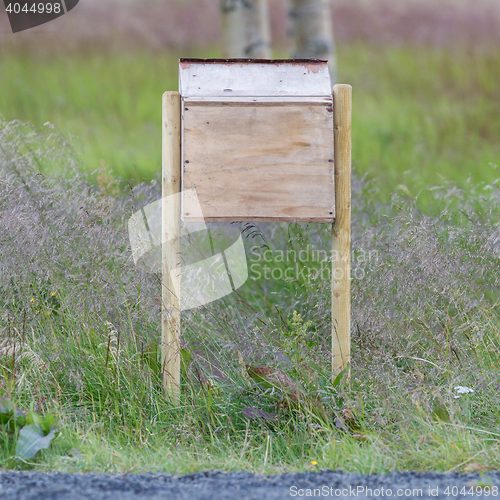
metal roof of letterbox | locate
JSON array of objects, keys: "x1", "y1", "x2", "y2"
[{"x1": 179, "y1": 58, "x2": 332, "y2": 99}]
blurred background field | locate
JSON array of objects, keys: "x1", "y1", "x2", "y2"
[
  {"x1": 1, "y1": 0, "x2": 499, "y2": 200},
  {"x1": 2, "y1": 0, "x2": 500, "y2": 473}
]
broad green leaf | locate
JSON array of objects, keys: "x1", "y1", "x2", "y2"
[
  {"x1": 41, "y1": 413, "x2": 57, "y2": 435},
  {"x1": 15, "y1": 424, "x2": 57, "y2": 459},
  {"x1": 431, "y1": 399, "x2": 450, "y2": 422},
  {"x1": 0, "y1": 398, "x2": 14, "y2": 424},
  {"x1": 26, "y1": 411, "x2": 42, "y2": 426},
  {"x1": 8, "y1": 409, "x2": 26, "y2": 432},
  {"x1": 333, "y1": 366, "x2": 349, "y2": 388}
]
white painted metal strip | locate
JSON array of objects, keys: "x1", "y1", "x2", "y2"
[{"x1": 179, "y1": 59, "x2": 332, "y2": 98}]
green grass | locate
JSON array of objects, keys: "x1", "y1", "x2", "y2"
[
  {"x1": 343, "y1": 45, "x2": 500, "y2": 199},
  {"x1": 19, "y1": 421, "x2": 500, "y2": 475},
  {"x1": 1, "y1": 45, "x2": 499, "y2": 196},
  {"x1": 1, "y1": 42, "x2": 500, "y2": 476},
  {"x1": 0, "y1": 50, "x2": 179, "y2": 183},
  {"x1": 2, "y1": 296, "x2": 500, "y2": 475}
]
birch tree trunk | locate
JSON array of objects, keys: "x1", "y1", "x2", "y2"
[
  {"x1": 220, "y1": 0, "x2": 272, "y2": 59},
  {"x1": 289, "y1": 0, "x2": 337, "y2": 82}
]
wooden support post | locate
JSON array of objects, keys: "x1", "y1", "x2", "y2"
[
  {"x1": 332, "y1": 84, "x2": 352, "y2": 377},
  {"x1": 162, "y1": 91, "x2": 182, "y2": 401}
]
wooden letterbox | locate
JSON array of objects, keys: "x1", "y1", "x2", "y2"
[
  {"x1": 179, "y1": 59, "x2": 335, "y2": 222},
  {"x1": 162, "y1": 60, "x2": 352, "y2": 398}
]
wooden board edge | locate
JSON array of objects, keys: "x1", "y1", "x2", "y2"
[{"x1": 182, "y1": 216, "x2": 335, "y2": 223}]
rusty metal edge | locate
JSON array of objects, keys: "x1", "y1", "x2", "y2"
[{"x1": 179, "y1": 58, "x2": 328, "y2": 65}]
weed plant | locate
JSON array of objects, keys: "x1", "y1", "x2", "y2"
[{"x1": 0, "y1": 119, "x2": 499, "y2": 473}]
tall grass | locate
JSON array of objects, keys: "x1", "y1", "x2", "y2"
[
  {"x1": 346, "y1": 45, "x2": 500, "y2": 200},
  {"x1": 1, "y1": 0, "x2": 500, "y2": 474},
  {"x1": 0, "y1": 52, "x2": 179, "y2": 183},
  {"x1": 0, "y1": 0, "x2": 499, "y2": 195},
  {"x1": 1, "y1": 119, "x2": 499, "y2": 473},
  {"x1": 0, "y1": 45, "x2": 498, "y2": 197}
]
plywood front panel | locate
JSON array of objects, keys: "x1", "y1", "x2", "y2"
[{"x1": 182, "y1": 102, "x2": 334, "y2": 222}]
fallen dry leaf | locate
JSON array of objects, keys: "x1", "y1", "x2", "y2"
[
  {"x1": 246, "y1": 366, "x2": 300, "y2": 392},
  {"x1": 241, "y1": 407, "x2": 276, "y2": 422},
  {"x1": 464, "y1": 462, "x2": 496, "y2": 473}
]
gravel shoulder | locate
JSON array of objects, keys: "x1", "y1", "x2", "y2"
[{"x1": 1, "y1": 470, "x2": 499, "y2": 500}]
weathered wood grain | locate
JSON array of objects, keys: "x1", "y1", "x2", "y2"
[
  {"x1": 331, "y1": 84, "x2": 352, "y2": 377},
  {"x1": 182, "y1": 102, "x2": 335, "y2": 222},
  {"x1": 162, "y1": 91, "x2": 182, "y2": 401}
]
